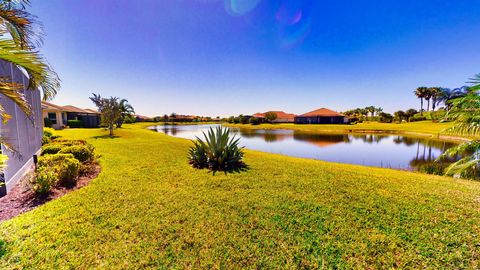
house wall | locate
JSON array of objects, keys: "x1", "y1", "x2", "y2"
[
  {"x1": 294, "y1": 116, "x2": 346, "y2": 124},
  {"x1": 42, "y1": 110, "x2": 66, "y2": 129},
  {"x1": 0, "y1": 61, "x2": 43, "y2": 196}
]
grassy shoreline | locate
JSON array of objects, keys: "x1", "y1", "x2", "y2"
[
  {"x1": 223, "y1": 121, "x2": 476, "y2": 142},
  {"x1": 1, "y1": 124, "x2": 480, "y2": 268}
]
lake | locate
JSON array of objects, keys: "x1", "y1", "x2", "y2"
[{"x1": 150, "y1": 124, "x2": 459, "y2": 171}]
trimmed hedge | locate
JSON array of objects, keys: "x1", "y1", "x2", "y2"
[{"x1": 67, "y1": 120, "x2": 84, "y2": 128}]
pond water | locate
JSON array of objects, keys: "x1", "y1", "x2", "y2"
[{"x1": 150, "y1": 124, "x2": 459, "y2": 171}]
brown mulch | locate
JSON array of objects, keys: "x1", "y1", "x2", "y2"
[{"x1": 0, "y1": 164, "x2": 101, "y2": 222}]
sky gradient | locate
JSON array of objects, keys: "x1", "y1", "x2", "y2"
[{"x1": 31, "y1": 0, "x2": 480, "y2": 117}]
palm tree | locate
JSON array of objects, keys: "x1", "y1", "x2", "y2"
[
  {"x1": 116, "y1": 99, "x2": 135, "y2": 128},
  {"x1": 365, "y1": 106, "x2": 376, "y2": 118},
  {"x1": 441, "y1": 87, "x2": 469, "y2": 110},
  {"x1": 414, "y1": 87, "x2": 428, "y2": 115},
  {"x1": 439, "y1": 74, "x2": 480, "y2": 178},
  {"x1": 0, "y1": 0, "x2": 60, "y2": 121},
  {"x1": 429, "y1": 87, "x2": 443, "y2": 111},
  {"x1": 423, "y1": 88, "x2": 433, "y2": 112}
]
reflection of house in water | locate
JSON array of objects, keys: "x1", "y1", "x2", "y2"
[{"x1": 293, "y1": 132, "x2": 350, "y2": 148}]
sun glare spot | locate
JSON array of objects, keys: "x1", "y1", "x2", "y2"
[{"x1": 224, "y1": 0, "x2": 261, "y2": 16}]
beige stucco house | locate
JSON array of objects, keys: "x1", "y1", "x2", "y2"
[{"x1": 41, "y1": 101, "x2": 67, "y2": 129}]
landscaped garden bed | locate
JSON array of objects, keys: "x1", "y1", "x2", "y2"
[{"x1": 0, "y1": 133, "x2": 100, "y2": 222}]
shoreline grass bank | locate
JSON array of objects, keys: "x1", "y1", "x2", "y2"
[
  {"x1": 1, "y1": 124, "x2": 480, "y2": 268},
  {"x1": 223, "y1": 121, "x2": 476, "y2": 142}
]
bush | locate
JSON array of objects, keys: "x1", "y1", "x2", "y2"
[
  {"x1": 30, "y1": 167, "x2": 56, "y2": 197},
  {"x1": 38, "y1": 154, "x2": 80, "y2": 186},
  {"x1": 67, "y1": 120, "x2": 84, "y2": 128},
  {"x1": 59, "y1": 145, "x2": 94, "y2": 162},
  {"x1": 249, "y1": 117, "x2": 260, "y2": 125},
  {"x1": 42, "y1": 144, "x2": 63, "y2": 155},
  {"x1": 409, "y1": 114, "x2": 427, "y2": 122},
  {"x1": 42, "y1": 129, "x2": 54, "y2": 145},
  {"x1": 188, "y1": 126, "x2": 246, "y2": 173},
  {"x1": 43, "y1": 117, "x2": 52, "y2": 128}
]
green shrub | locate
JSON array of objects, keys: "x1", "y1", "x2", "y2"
[
  {"x1": 31, "y1": 167, "x2": 56, "y2": 197},
  {"x1": 59, "y1": 145, "x2": 94, "y2": 162},
  {"x1": 38, "y1": 154, "x2": 81, "y2": 186},
  {"x1": 42, "y1": 144, "x2": 63, "y2": 155},
  {"x1": 249, "y1": 117, "x2": 260, "y2": 125},
  {"x1": 43, "y1": 117, "x2": 53, "y2": 128},
  {"x1": 409, "y1": 114, "x2": 427, "y2": 122},
  {"x1": 188, "y1": 126, "x2": 246, "y2": 173},
  {"x1": 67, "y1": 120, "x2": 84, "y2": 128}
]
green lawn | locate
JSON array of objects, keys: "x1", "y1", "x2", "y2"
[
  {"x1": 225, "y1": 121, "x2": 462, "y2": 138},
  {"x1": 1, "y1": 123, "x2": 480, "y2": 268}
]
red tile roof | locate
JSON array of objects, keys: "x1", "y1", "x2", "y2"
[
  {"x1": 41, "y1": 102, "x2": 99, "y2": 114},
  {"x1": 298, "y1": 108, "x2": 343, "y2": 117},
  {"x1": 41, "y1": 101, "x2": 65, "y2": 111},
  {"x1": 253, "y1": 111, "x2": 296, "y2": 119}
]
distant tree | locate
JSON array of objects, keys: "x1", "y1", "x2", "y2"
[
  {"x1": 375, "y1": 107, "x2": 383, "y2": 116},
  {"x1": 90, "y1": 93, "x2": 122, "y2": 137},
  {"x1": 394, "y1": 110, "x2": 406, "y2": 122},
  {"x1": 264, "y1": 112, "x2": 278, "y2": 123},
  {"x1": 238, "y1": 115, "x2": 249, "y2": 124},
  {"x1": 116, "y1": 99, "x2": 135, "y2": 128},
  {"x1": 378, "y1": 112, "x2": 393, "y2": 123},
  {"x1": 365, "y1": 106, "x2": 376, "y2": 117},
  {"x1": 249, "y1": 116, "x2": 260, "y2": 125},
  {"x1": 170, "y1": 113, "x2": 177, "y2": 122},
  {"x1": 415, "y1": 87, "x2": 429, "y2": 115},
  {"x1": 405, "y1": 108, "x2": 418, "y2": 121},
  {"x1": 162, "y1": 114, "x2": 169, "y2": 122}
]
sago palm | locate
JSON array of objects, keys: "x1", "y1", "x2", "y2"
[{"x1": 0, "y1": 0, "x2": 60, "y2": 121}]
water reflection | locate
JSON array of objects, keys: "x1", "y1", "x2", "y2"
[{"x1": 149, "y1": 124, "x2": 460, "y2": 171}]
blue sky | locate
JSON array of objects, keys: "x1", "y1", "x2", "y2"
[{"x1": 31, "y1": 0, "x2": 480, "y2": 117}]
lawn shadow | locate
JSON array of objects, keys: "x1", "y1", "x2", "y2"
[
  {"x1": 212, "y1": 164, "x2": 250, "y2": 175},
  {"x1": 92, "y1": 135, "x2": 121, "y2": 139}
]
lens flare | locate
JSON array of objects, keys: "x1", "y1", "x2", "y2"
[
  {"x1": 224, "y1": 0, "x2": 261, "y2": 16},
  {"x1": 278, "y1": 17, "x2": 312, "y2": 50},
  {"x1": 276, "y1": 2, "x2": 303, "y2": 25}
]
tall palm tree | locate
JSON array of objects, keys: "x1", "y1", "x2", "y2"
[
  {"x1": 116, "y1": 99, "x2": 135, "y2": 128},
  {"x1": 429, "y1": 87, "x2": 443, "y2": 111},
  {"x1": 414, "y1": 87, "x2": 428, "y2": 115},
  {"x1": 0, "y1": 0, "x2": 60, "y2": 121},
  {"x1": 423, "y1": 88, "x2": 433, "y2": 112}
]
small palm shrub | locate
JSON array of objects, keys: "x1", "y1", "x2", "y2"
[{"x1": 188, "y1": 126, "x2": 246, "y2": 173}]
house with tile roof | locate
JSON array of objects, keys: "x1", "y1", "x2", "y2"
[
  {"x1": 252, "y1": 111, "x2": 296, "y2": 123},
  {"x1": 42, "y1": 102, "x2": 100, "y2": 129},
  {"x1": 294, "y1": 108, "x2": 348, "y2": 124}
]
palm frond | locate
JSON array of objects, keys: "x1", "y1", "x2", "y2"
[
  {"x1": 0, "y1": 75, "x2": 30, "y2": 119},
  {"x1": 0, "y1": 7, "x2": 42, "y2": 49},
  {"x1": 0, "y1": 38, "x2": 60, "y2": 101}
]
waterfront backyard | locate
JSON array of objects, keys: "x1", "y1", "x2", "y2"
[{"x1": 2, "y1": 123, "x2": 480, "y2": 268}]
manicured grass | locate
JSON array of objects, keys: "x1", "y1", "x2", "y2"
[
  {"x1": 225, "y1": 121, "x2": 460, "y2": 137},
  {"x1": 1, "y1": 123, "x2": 480, "y2": 268}
]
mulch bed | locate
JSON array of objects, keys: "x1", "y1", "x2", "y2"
[{"x1": 0, "y1": 164, "x2": 101, "y2": 222}]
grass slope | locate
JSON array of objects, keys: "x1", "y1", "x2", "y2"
[
  {"x1": 225, "y1": 121, "x2": 459, "y2": 137},
  {"x1": 1, "y1": 124, "x2": 480, "y2": 269}
]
